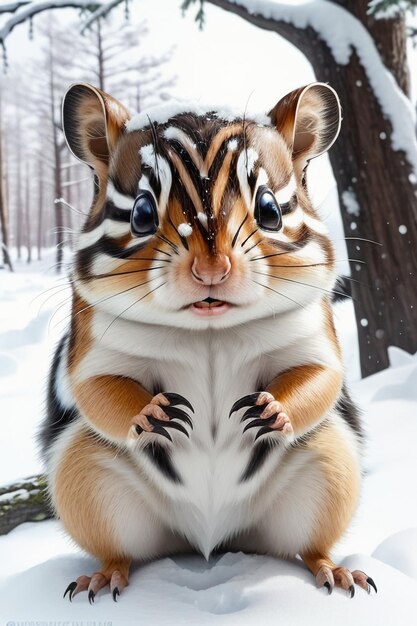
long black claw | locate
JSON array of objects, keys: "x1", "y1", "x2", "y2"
[
  {"x1": 240, "y1": 405, "x2": 268, "y2": 422},
  {"x1": 148, "y1": 416, "x2": 189, "y2": 438},
  {"x1": 163, "y1": 392, "x2": 194, "y2": 413},
  {"x1": 243, "y1": 416, "x2": 277, "y2": 433},
  {"x1": 112, "y1": 587, "x2": 120, "y2": 602},
  {"x1": 135, "y1": 425, "x2": 144, "y2": 436},
  {"x1": 349, "y1": 585, "x2": 355, "y2": 599},
  {"x1": 88, "y1": 589, "x2": 95, "y2": 604},
  {"x1": 367, "y1": 577, "x2": 377, "y2": 594},
  {"x1": 324, "y1": 581, "x2": 332, "y2": 595},
  {"x1": 229, "y1": 393, "x2": 262, "y2": 417},
  {"x1": 64, "y1": 581, "x2": 77, "y2": 601},
  {"x1": 163, "y1": 405, "x2": 193, "y2": 428},
  {"x1": 254, "y1": 425, "x2": 274, "y2": 440},
  {"x1": 151, "y1": 425, "x2": 172, "y2": 442}
]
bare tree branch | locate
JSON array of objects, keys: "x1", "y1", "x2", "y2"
[
  {"x1": 0, "y1": 2, "x2": 31, "y2": 15},
  {"x1": 0, "y1": 0, "x2": 104, "y2": 43},
  {"x1": 80, "y1": 0, "x2": 125, "y2": 33}
]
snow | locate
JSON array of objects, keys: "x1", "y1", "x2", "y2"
[
  {"x1": 0, "y1": 249, "x2": 72, "y2": 483},
  {"x1": 178, "y1": 223, "x2": 193, "y2": 237},
  {"x1": 126, "y1": 99, "x2": 270, "y2": 131},
  {"x1": 0, "y1": 0, "x2": 109, "y2": 42},
  {"x1": 198, "y1": 211, "x2": 209, "y2": 228},
  {"x1": 342, "y1": 190, "x2": 360, "y2": 217},
  {"x1": 1, "y1": 244, "x2": 417, "y2": 623},
  {"x1": 222, "y1": 0, "x2": 417, "y2": 173}
]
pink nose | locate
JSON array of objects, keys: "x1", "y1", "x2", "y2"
[{"x1": 191, "y1": 254, "x2": 232, "y2": 285}]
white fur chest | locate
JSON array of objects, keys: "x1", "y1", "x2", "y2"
[{"x1": 74, "y1": 303, "x2": 335, "y2": 556}]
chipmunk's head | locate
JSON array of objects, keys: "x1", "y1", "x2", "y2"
[{"x1": 63, "y1": 82, "x2": 341, "y2": 329}]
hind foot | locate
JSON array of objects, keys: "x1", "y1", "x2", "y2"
[
  {"x1": 64, "y1": 561, "x2": 130, "y2": 603},
  {"x1": 302, "y1": 553, "x2": 377, "y2": 598},
  {"x1": 316, "y1": 565, "x2": 377, "y2": 597},
  {"x1": 316, "y1": 565, "x2": 378, "y2": 598}
]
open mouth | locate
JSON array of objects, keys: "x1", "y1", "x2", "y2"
[{"x1": 190, "y1": 297, "x2": 231, "y2": 316}]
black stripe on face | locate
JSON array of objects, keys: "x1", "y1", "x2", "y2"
[
  {"x1": 168, "y1": 139, "x2": 203, "y2": 194},
  {"x1": 266, "y1": 223, "x2": 312, "y2": 252},
  {"x1": 105, "y1": 200, "x2": 131, "y2": 223},
  {"x1": 76, "y1": 236, "x2": 148, "y2": 279},
  {"x1": 83, "y1": 199, "x2": 132, "y2": 233}
]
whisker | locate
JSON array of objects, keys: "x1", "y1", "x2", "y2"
[
  {"x1": 244, "y1": 239, "x2": 263, "y2": 255},
  {"x1": 156, "y1": 234, "x2": 179, "y2": 255},
  {"x1": 49, "y1": 275, "x2": 166, "y2": 331},
  {"x1": 252, "y1": 271, "x2": 355, "y2": 301},
  {"x1": 99, "y1": 279, "x2": 167, "y2": 341},
  {"x1": 95, "y1": 255, "x2": 171, "y2": 264},
  {"x1": 29, "y1": 283, "x2": 71, "y2": 308},
  {"x1": 250, "y1": 250, "x2": 301, "y2": 262},
  {"x1": 263, "y1": 261, "x2": 370, "y2": 288},
  {"x1": 336, "y1": 237, "x2": 382, "y2": 246},
  {"x1": 262, "y1": 258, "x2": 367, "y2": 266},
  {"x1": 250, "y1": 248, "x2": 368, "y2": 264},
  {"x1": 32, "y1": 289, "x2": 72, "y2": 320},
  {"x1": 80, "y1": 266, "x2": 169, "y2": 280},
  {"x1": 241, "y1": 228, "x2": 258, "y2": 248},
  {"x1": 251, "y1": 279, "x2": 306, "y2": 310},
  {"x1": 73, "y1": 275, "x2": 166, "y2": 320},
  {"x1": 153, "y1": 247, "x2": 172, "y2": 258}
]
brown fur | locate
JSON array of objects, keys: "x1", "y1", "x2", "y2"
[
  {"x1": 266, "y1": 363, "x2": 343, "y2": 437},
  {"x1": 73, "y1": 375, "x2": 152, "y2": 441}
]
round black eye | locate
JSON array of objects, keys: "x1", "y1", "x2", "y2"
[
  {"x1": 130, "y1": 191, "x2": 159, "y2": 237},
  {"x1": 254, "y1": 186, "x2": 282, "y2": 232}
]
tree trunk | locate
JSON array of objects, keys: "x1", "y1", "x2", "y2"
[
  {"x1": 25, "y1": 160, "x2": 31, "y2": 263},
  {"x1": 0, "y1": 475, "x2": 52, "y2": 535},
  {"x1": 0, "y1": 95, "x2": 13, "y2": 271},
  {"x1": 0, "y1": 135, "x2": 13, "y2": 271},
  {"x1": 48, "y1": 42, "x2": 64, "y2": 272},
  {"x1": 37, "y1": 157, "x2": 43, "y2": 261},
  {"x1": 207, "y1": 0, "x2": 417, "y2": 377},
  {"x1": 97, "y1": 17, "x2": 105, "y2": 91},
  {"x1": 15, "y1": 118, "x2": 22, "y2": 261}
]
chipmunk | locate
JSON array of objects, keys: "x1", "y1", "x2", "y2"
[{"x1": 39, "y1": 81, "x2": 376, "y2": 603}]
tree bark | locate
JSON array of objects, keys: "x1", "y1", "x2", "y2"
[
  {"x1": 25, "y1": 160, "x2": 31, "y2": 263},
  {"x1": 97, "y1": 17, "x2": 105, "y2": 91},
  {"x1": 0, "y1": 475, "x2": 52, "y2": 535},
  {"x1": 206, "y1": 0, "x2": 417, "y2": 377},
  {"x1": 0, "y1": 93, "x2": 13, "y2": 271},
  {"x1": 15, "y1": 117, "x2": 22, "y2": 261},
  {"x1": 37, "y1": 157, "x2": 43, "y2": 261},
  {"x1": 0, "y1": 136, "x2": 13, "y2": 271},
  {"x1": 48, "y1": 38, "x2": 64, "y2": 272}
]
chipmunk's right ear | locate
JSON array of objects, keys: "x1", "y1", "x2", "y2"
[{"x1": 62, "y1": 83, "x2": 130, "y2": 176}]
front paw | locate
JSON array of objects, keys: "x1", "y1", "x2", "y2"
[
  {"x1": 229, "y1": 391, "x2": 293, "y2": 441},
  {"x1": 128, "y1": 392, "x2": 194, "y2": 443}
]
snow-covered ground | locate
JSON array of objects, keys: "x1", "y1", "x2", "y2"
[{"x1": 0, "y1": 241, "x2": 416, "y2": 624}]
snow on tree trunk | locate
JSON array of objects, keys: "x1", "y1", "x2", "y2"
[{"x1": 206, "y1": 0, "x2": 417, "y2": 377}]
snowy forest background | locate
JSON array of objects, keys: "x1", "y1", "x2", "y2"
[{"x1": 1, "y1": 1, "x2": 417, "y2": 623}]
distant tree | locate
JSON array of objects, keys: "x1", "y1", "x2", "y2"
[
  {"x1": 56, "y1": 16, "x2": 176, "y2": 110},
  {"x1": 0, "y1": 91, "x2": 13, "y2": 271}
]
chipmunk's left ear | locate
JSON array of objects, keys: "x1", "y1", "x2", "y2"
[{"x1": 268, "y1": 83, "x2": 341, "y2": 162}]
